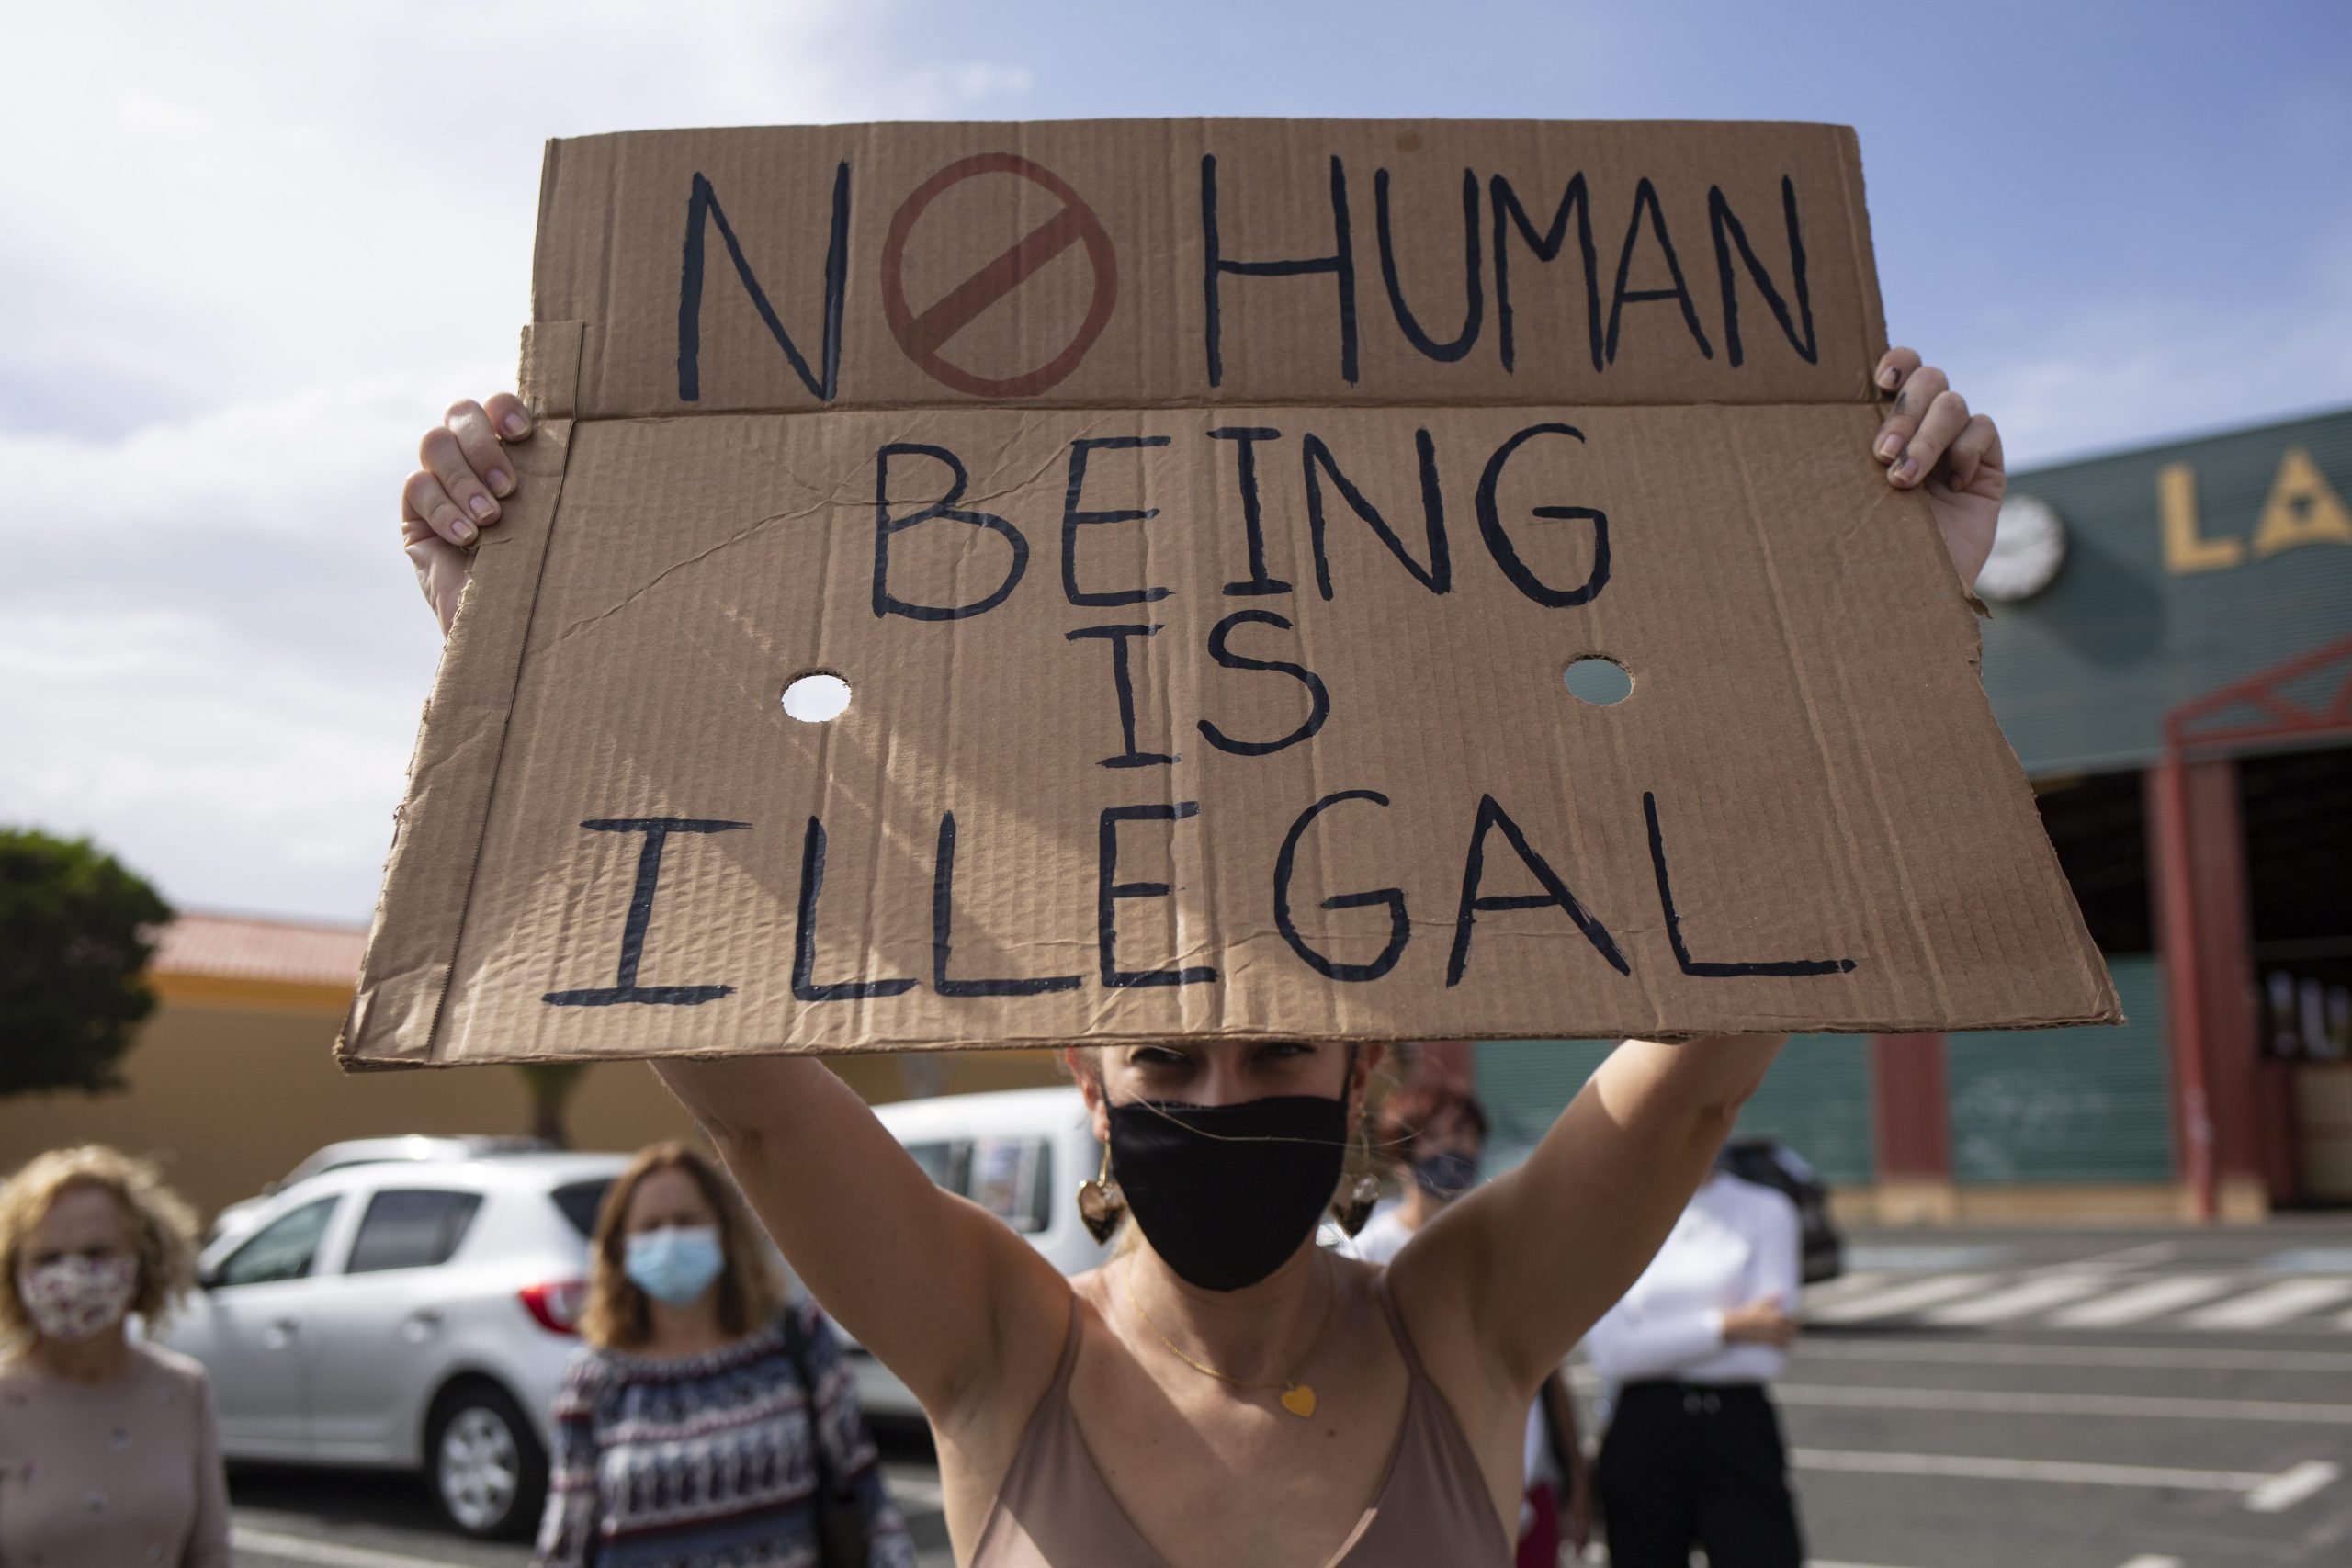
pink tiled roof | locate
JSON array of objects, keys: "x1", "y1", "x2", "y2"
[{"x1": 151, "y1": 911, "x2": 368, "y2": 988}]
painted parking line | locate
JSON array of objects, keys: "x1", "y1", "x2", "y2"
[
  {"x1": 1792, "y1": 1448, "x2": 2341, "y2": 1512},
  {"x1": 231, "y1": 1527, "x2": 467, "y2": 1568},
  {"x1": 1793, "y1": 1336, "x2": 2352, "y2": 1373},
  {"x1": 1767, "y1": 1380, "x2": 2352, "y2": 1424},
  {"x1": 2047, "y1": 1274, "x2": 2242, "y2": 1327},
  {"x1": 2184, "y1": 1277, "x2": 2352, "y2": 1328},
  {"x1": 1804, "y1": 1274, "x2": 1996, "y2": 1324},
  {"x1": 1577, "y1": 1366, "x2": 2352, "y2": 1423},
  {"x1": 1920, "y1": 1273, "x2": 2110, "y2": 1325}
]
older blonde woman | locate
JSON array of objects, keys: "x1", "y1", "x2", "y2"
[{"x1": 0, "y1": 1145, "x2": 230, "y2": 1568}]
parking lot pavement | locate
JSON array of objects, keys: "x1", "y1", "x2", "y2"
[
  {"x1": 1740, "y1": 1224, "x2": 2352, "y2": 1568},
  {"x1": 233, "y1": 1224, "x2": 2352, "y2": 1568},
  {"x1": 229, "y1": 1446, "x2": 958, "y2": 1567}
]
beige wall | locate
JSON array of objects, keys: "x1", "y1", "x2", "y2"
[{"x1": 0, "y1": 976, "x2": 1064, "y2": 1223}]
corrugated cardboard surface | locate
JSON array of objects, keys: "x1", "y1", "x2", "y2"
[{"x1": 343, "y1": 118, "x2": 2118, "y2": 1067}]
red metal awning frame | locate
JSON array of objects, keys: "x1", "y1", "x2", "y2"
[{"x1": 2154, "y1": 632, "x2": 2352, "y2": 1220}]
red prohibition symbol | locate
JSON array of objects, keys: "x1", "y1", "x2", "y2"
[{"x1": 880, "y1": 152, "x2": 1118, "y2": 399}]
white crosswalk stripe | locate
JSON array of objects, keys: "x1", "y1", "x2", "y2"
[
  {"x1": 1804, "y1": 1274, "x2": 1996, "y2": 1324},
  {"x1": 2183, "y1": 1277, "x2": 2352, "y2": 1329},
  {"x1": 1921, "y1": 1273, "x2": 2110, "y2": 1325},
  {"x1": 2046, "y1": 1274, "x2": 2241, "y2": 1327},
  {"x1": 1800, "y1": 1269, "x2": 2352, "y2": 1332},
  {"x1": 1796, "y1": 1270, "x2": 1893, "y2": 1307}
]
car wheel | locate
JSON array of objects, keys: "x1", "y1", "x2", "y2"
[{"x1": 426, "y1": 1381, "x2": 548, "y2": 1540}]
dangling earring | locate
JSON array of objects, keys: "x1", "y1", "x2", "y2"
[
  {"x1": 1078, "y1": 1144, "x2": 1125, "y2": 1244},
  {"x1": 1330, "y1": 1121, "x2": 1380, "y2": 1237}
]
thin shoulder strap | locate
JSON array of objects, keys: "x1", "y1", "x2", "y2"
[
  {"x1": 1050, "y1": 1289, "x2": 1085, "y2": 1388},
  {"x1": 1370, "y1": 1268, "x2": 1430, "y2": 1382}
]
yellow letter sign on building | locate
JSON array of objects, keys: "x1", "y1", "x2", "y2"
[
  {"x1": 2253, "y1": 447, "x2": 2352, "y2": 559},
  {"x1": 2163, "y1": 446, "x2": 2352, "y2": 575}
]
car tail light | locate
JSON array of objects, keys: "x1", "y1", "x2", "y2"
[{"x1": 520, "y1": 1280, "x2": 588, "y2": 1336}]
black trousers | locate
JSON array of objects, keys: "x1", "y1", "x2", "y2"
[{"x1": 1596, "y1": 1382, "x2": 1804, "y2": 1568}]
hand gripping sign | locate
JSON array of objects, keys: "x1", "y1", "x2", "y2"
[{"x1": 339, "y1": 119, "x2": 2118, "y2": 1068}]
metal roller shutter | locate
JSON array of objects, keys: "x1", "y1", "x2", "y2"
[
  {"x1": 1475, "y1": 1040, "x2": 1615, "y2": 1150},
  {"x1": 1473, "y1": 1034, "x2": 1875, "y2": 1184},
  {"x1": 1947, "y1": 956, "x2": 2174, "y2": 1183},
  {"x1": 1730, "y1": 1034, "x2": 1875, "y2": 1185}
]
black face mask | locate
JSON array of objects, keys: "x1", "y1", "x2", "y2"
[{"x1": 1107, "y1": 1095, "x2": 1348, "y2": 1292}]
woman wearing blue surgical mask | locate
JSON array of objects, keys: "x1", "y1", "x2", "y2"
[
  {"x1": 404, "y1": 343, "x2": 2004, "y2": 1566},
  {"x1": 531, "y1": 1142, "x2": 913, "y2": 1568}
]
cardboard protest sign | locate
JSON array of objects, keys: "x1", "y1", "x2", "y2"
[{"x1": 339, "y1": 119, "x2": 2120, "y2": 1068}]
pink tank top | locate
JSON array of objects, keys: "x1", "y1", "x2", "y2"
[{"x1": 968, "y1": 1276, "x2": 1511, "y2": 1567}]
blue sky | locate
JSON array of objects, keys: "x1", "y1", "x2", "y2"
[{"x1": 3, "y1": 0, "x2": 2346, "y2": 922}]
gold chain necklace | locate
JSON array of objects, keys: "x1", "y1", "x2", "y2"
[{"x1": 1121, "y1": 1253, "x2": 1337, "y2": 1419}]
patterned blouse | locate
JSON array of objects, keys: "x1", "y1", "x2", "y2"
[{"x1": 532, "y1": 1299, "x2": 915, "y2": 1568}]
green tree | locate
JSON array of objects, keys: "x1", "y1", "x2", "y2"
[
  {"x1": 0, "y1": 829, "x2": 173, "y2": 1096},
  {"x1": 515, "y1": 1062, "x2": 592, "y2": 1149}
]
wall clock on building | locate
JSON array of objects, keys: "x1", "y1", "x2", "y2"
[{"x1": 1975, "y1": 492, "x2": 2067, "y2": 603}]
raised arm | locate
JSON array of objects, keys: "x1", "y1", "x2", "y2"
[
  {"x1": 653, "y1": 1056, "x2": 1068, "y2": 1417},
  {"x1": 1395, "y1": 345, "x2": 2003, "y2": 1397},
  {"x1": 398, "y1": 399, "x2": 1067, "y2": 1424},
  {"x1": 1397, "y1": 1033, "x2": 1789, "y2": 1391}
]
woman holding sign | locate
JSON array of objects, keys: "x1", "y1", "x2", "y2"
[{"x1": 398, "y1": 345, "x2": 1997, "y2": 1568}]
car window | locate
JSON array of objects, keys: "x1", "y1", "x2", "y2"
[
  {"x1": 550, "y1": 1179, "x2": 614, "y2": 1239},
  {"x1": 218, "y1": 1198, "x2": 337, "y2": 1288},
  {"x1": 968, "y1": 1136, "x2": 1054, "y2": 1235},
  {"x1": 345, "y1": 1190, "x2": 483, "y2": 1274},
  {"x1": 904, "y1": 1140, "x2": 971, "y2": 1194}
]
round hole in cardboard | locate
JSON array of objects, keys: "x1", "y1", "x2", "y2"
[
  {"x1": 782, "y1": 672, "x2": 852, "y2": 723},
  {"x1": 1563, "y1": 656, "x2": 1632, "y2": 706}
]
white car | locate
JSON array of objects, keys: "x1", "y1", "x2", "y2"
[
  {"x1": 206, "y1": 1134, "x2": 555, "y2": 1246},
  {"x1": 159, "y1": 1152, "x2": 627, "y2": 1539}
]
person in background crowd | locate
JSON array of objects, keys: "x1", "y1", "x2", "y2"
[
  {"x1": 1582, "y1": 1148, "x2": 1805, "y2": 1568},
  {"x1": 0, "y1": 1145, "x2": 230, "y2": 1568},
  {"x1": 1351, "y1": 1083, "x2": 1594, "y2": 1566},
  {"x1": 404, "y1": 343, "x2": 2001, "y2": 1566},
  {"x1": 533, "y1": 1141, "x2": 913, "y2": 1568}
]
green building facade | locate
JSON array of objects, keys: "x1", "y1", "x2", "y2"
[{"x1": 1474, "y1": 407, "x2": 2352, "y2": 1215}]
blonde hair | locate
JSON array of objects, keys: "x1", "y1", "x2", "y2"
[
  {"x1": 581, "y1": 1142, "x2": 784, "y2": 1351},
  {"x1": 0, "y1": 1145, "x2": 200, "y2": 1346}
]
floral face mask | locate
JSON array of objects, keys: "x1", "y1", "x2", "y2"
[{"x1": 17, "y1": 1255, "x2": 140, "y2": 1342}]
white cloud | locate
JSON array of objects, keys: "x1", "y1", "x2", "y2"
[
  {"x1": 1951, "y1": 230, "x2": 2352, "y2": 469},
  {"x1": 0, "y1": 608, "x2": 424, "y2": 912},
  {"x1": 0, "y1": 1, "x2": 1034, "y2": 919},
  {"x1": 0, "y1": 371, "x2": 498, "y2": 540}
]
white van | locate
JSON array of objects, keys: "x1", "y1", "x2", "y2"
[{"x1": 849, "y1": 1086, "x2": 1112, "y2": 1419}]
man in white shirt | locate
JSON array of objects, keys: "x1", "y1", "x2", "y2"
[{"x1": 1583, "y1": 1160, "x2": 1804, "y2": 1568}]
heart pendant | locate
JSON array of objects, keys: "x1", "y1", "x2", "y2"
[
  {"x1": 1280, "y1": 1384, "x2": 1317, "y2": 1419},
  {"x1": 1329, "y1": 1174, "x2": 1380, "y2": 1238},
  {"x1": 1077, "y1": 1180, "x2": 1123, "y2": 1245}
]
